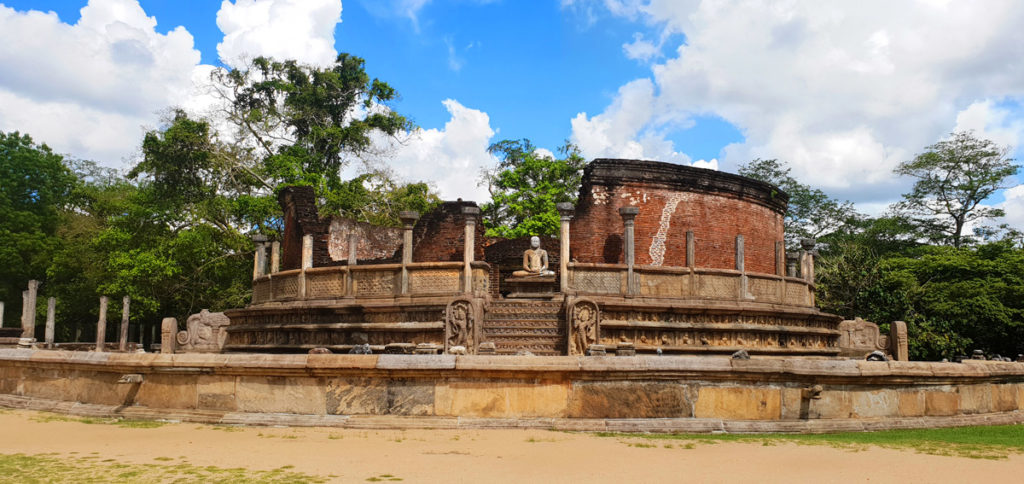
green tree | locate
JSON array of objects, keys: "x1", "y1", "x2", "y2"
[
  {"x1": 894, "y1": 131, "x2": 1018, "y2": 248},
  {"x1": 0, "y1": 131, "x2": 77, "y2": 328},
  {"x1": 738, "y1": 158, "x2": 859, "y2": 247},
  {"x1": 480, "y1": 139, "x2": 586, "y2": 237}
]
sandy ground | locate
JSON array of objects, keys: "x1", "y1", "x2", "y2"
[{"x1": 0, "y1": 409, "x2": 1021, "y2": 483}]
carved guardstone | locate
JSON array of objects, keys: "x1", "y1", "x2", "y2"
[
  {"x1": 568, "y1": 299, "x2": 599, "y2": 356},
  {"x1": 837, "y1": 317, "x2": 908, "y2": 360},
  {"x1": 445, "y1": 298, "x2": 476, "y2": 353},
  {"x1": 175, "y1": 310, "x2": 230, "y2": 353}
]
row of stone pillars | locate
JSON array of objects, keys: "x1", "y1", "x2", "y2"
[
  {"x1": 2, "y1": 280, "x2": 133, "y2": 351},
  {"x1": 606, "y1": 207, "x2": 816, "y2": 296}
]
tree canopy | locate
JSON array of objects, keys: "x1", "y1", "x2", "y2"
[
  {"x1": 479, "y1": 139, "x2": 586, "y2": 237},
  {"x1": 894, "y1": 131, "x2": 1018, "y2": 248}
]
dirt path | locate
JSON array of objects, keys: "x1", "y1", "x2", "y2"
[{"x1": 1, "y1": 409, "x2": 1021, "y2": 483}]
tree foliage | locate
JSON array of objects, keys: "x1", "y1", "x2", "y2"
[
  {"x1": 894, "y1": 131, "x2": 1018, "y2": 248},
  {"x1": 738, "y1": 158, "x2": 859, "y2": 247},
  {"x1": 480, "y1": 139, "x2": 586, "y2": 237}
]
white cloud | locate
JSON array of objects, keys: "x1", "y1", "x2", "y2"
[
  {"x1": 569, "y1": 0, "x2": 1024, "y2": 211},
  {"x1": 0, "y1": 0, "x2": 202, "y2": 166},
  {"x1": 374, "y1": 99, "x2": 498, "y2": 203},
  {"x1": 622, "y1": 32, "x2": 659, "y2": 62},
  {"x1": 999, "y1": 185, "x2": 1024, "y2": 232},
  {"x1": 216, "y1": 0, "x2": 342, "y2": 68}
]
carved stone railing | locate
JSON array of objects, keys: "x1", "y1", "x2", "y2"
[
  {"x1": 250, "y1": 261, "x2": 490, "y2": 304},
  {"x1": 568, "y1": 263, "x2": 814, "y2": 307}
]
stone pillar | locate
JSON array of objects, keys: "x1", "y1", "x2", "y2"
[
  {"x1": 252, "y1": 234, "x2": 268, "y2": 280},
  {"x1": 301, "y1": 234, "x2": 314, "y2": 270},
  {"x1": 44, "y1": 297, "x2": 56, "y2": 346},
  {"x1": 735, "y1": 235, "x2": 745, "y2": 272},
  {"x1": 775, "y1": 241, "x2": 785, "y2": 277},
  {"x1": 119, "y1": 296, "x2": 130, "y2": 352},
  {"x1": 686, "y1": 231, "x2": 695, "y2": 269},
  {"x1": 786, "y1": 252, "x2": 800, "y2": 278},
  {"x1": 800, "y1": 238, "x2": 816, "y2": 283},
  {"x1": 0, "y1": 301, "x2": 4, "y2": 327},
  {"x1": 160, "y1": 317, "x2": 177, "y2": 354},
  {"x1": 399, "y1": 211, "x2": 420, "y2": 295},
  {"x1": 619, "y1": 207, "x2": 639, "y2": 295},
  {"x1": 95, "y1": 296, "x2": 108, "y2": 352},
  {"x1": 556, "y1": 202, "x2": 575, "y2": 293},
  {"x1": 346, "y1": 233, "x2": 358, "y2": 297},
  {"x1": 462, "y1": 206, "x2": 480, "y2": 293},
  {"x1": 270, "y1": 241, "x2": 281, "y2": 274},
  {"x1": 21, "y1": 280, "x2": 39, "y2": 339}
]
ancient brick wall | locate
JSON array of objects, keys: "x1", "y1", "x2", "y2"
[
  {"x1": 326, "y1": 218, "x2": 403, "y2": 264},
  {"x1": 279, "y1": 186, "x2": 326, "y2": 271},
  {"x1": 411, "y1": 201, "x2": 486, "y2": 263},
  {"x1": 570, "y1": 159, "x2": 787, "y2": 274}
]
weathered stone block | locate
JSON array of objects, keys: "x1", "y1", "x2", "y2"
[
  {"x1": 850, "y1": 389, "x2": 898, "y2": 418},
  {"x1": 326, "y1": 378, "x2": 434, "y2": 416},
  {"x1": 567, "y1": 381, "x2": 692, "y2": 418},
  {"x1": 807, "y1": 389, "x2": 853, "y2": 419},
  {"x1": 780, "y1": 387, "x2": 802, "y2": 419},
  {"x1": 196, "y1": 375, "x2": 236, "y2": 411},
  {"x1": 897, "y1": 391, "x2": 925, "y2": 417},
  {"x1": 435, "y1": 380, "x2": 568, "y2": 418},
  {"x1": 135, "y1": 374, "x2": 197, "y2": 409},
  {"x1": 694, "y1": 386, "x2": 781, "y2": 420},
  {"x1": 235, "y1": 376, "x2": 326, "y2": 415},
  {"x1": 924, "y1": 391, "x2": 959, "y2": 416},
  {"x1": 958, "y1": 384, "x2": 993, "y2": 414}
]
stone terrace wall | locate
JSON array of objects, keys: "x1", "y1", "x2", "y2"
[
  {"x1": 571, "y1": 159, "x2": 787, "y2": 274},
  {"x1": 2, "y1": 349, "x2": 1023, "y2": 432}
]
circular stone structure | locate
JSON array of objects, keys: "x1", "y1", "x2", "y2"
[
  {"x1": 570, "y1": 159, "x2": 786, "y2": 272},
  {"x1": 223, "y1": 158, "x2": 843, "y2": 357}
]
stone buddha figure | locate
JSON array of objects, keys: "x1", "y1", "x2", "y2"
[{"x1": 513, "y1": 236, "x2": 555, "y2": 277}]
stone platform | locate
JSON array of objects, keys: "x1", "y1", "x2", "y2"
[{"x1": 1, "y1": 349, "x2": 1023, "y2": 432}]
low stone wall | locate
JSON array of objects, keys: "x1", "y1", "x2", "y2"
[{"x1": 1, "y1": 349, "x2": 1022, "y2": 432}]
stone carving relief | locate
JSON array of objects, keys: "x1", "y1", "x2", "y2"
[
  {"x1": 569, "y1": 299, "x2": 600, "y2": 356},
  {"x1": 445, "y1": 299, "x2": 475, "y2": 352},
  {"x1": 837, "y1": 317, "x2": 907, "y2": 360},
  {"x1": 176, "y1": 309, "x2": 230, "y2": 352}
]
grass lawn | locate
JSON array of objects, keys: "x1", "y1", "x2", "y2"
[{"x1": 597, "y1": 424, "x2": 1024, "y2": 459}]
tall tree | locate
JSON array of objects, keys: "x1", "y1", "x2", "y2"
[
  {"x1": 738, "y1": 158, "x2": 859, "y2": 247},
  {"x1": 0, "y1": 131, "x2": 77, "y2": 327},
  {"x1": 894, "y1": 131, "x2": 1018, "y2": 248},
  {"x1": 480, "y1": 139, "x2": 586, "y2": 237}
]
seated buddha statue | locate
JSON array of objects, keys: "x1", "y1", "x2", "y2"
[{"x1": 512, "y1": 236, "x2": 555, "y2": 277}]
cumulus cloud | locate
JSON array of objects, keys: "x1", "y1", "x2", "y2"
[
  {"x1": 0, "y1": 0, "x2": 202, "y2": 166},
  {"x1": 216, "y1": 0, "x2": 342, "y2": 68},
  {"x1": 374, "y1": 99, "x2": 498, "y2": 203},
  {"x1": 622, "y1": 32, "x2": 659, "y2": 61},
  {"x1": 569, "y1": 0, "x2": 1024, "y2": 206}
]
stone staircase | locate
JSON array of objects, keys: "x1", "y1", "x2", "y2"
[{"x1": 481, "y1": 300, "x2": 565, "y2": 356}]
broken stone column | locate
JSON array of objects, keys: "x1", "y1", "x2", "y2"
[
  {"x1": 270, "y1": 241, "x2": 281, "y2": 274},
  {"x1": 800, "y1": 238, "x2": 816, "y2": 283},
  {"x1": 556, "y1": 202, "x2": 575, "y2": 293},
  {"x1": 399, "y1": 210, "x2": 420, "y2": 295},
  {"x1": 119, "y1": 296, "x2": 130, "y2": 352},
  {"x1": 21, "y1": 280, "x2": 39, "y2": 339},
  {"x1": 737, "y1": 235, "x2": 752, "y2": 300},
  {"x1": 619, "y1": 207, "x2": 639, "y2": 295},
  {"x1": 686, "y1": 230, "x2": 695, "y2": 269},
  {"x1": 735, "y1": 235, "x2": 745, "y2": 271},
  {"x1": 462, "y1": 206, "x2": 480, "y2": 293},
  {"x1": 160, "y1": 317, "x2": 177, "y2": 354},
  {"x1": 44, "y1": 297, "x2": 55, "y2": 347},
  {"x1": 346, "y1": 233, "x2": 358, "y2": 297},
  {"x1": 95, "y1": 296, "x2": 108, "y2": 352},
  {"x1": 299, "y1": 234, "x2": 313, "y2": 298},
  {"x1": 0, "y1": 301, "x2": 4, "y2": 327},
  {"x1": 252, "y1": 234, "x2": 268, "y2": 280},
  {"x1": 786, "y1": 252, "x2": 800, "y2": 278}
]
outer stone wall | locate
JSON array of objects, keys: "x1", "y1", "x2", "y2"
[
  {"x1": 2, "y1": 350, "x2": 1023, "y2": 432},
  {"x1": 571, "y1": 159, "x2": 787, "y2": 273}
]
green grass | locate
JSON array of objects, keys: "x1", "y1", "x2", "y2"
[
  {"x1": 596, "y1": 424, "x2": 1024, "y2": 459},
  {"x1": 0, "y1": 453, "x2": 329, "y2": 483},
  {"x1": 28, "y1": 414, "x2": 167, "y2": 428}
]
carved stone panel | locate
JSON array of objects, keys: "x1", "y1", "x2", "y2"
[
  {"x1": 837, "y1": 318, "x2": 886, "y2": 357},
  {"x1": 410, "y1": 269, "x2": 460, "y2": 294},
  {"x1": 445, "y1": 298, "x2": 475, "y2": 353},
  {"x1": 697, "y1": 273, "x2": 739, "y2": 300},
  {"x1": 176, "y1": 310, "x2": 230, "y2": 353},
  {"x1": 574, "y1": 270, "x2": 621, "y2": 294},
  {"x1": 273, "y1": 274, "x2": 299, "y2": 300},
  {"x1": 354, "y1": 270, "x2": 397, "y2": 297},
  {"x1": 252, "y1": 279, "x2": 272, "y2": 304},
  {"x1": 568, "y1": 299, "x2": 600, "y2": 356},
  {"x1": 638, "y1": 273, "x2": 685, "y2": 298},
  {"x1": 306, "y1": 272, "x2": 345, "y2": 299}
]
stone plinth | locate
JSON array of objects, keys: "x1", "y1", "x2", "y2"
[{"x1": 503, "y1": 276, "x2": 557, "y2": 299}]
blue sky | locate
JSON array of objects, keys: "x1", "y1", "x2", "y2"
[{"x1": 1, "y1": 0, "x2": 1024, "y2": 227}]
